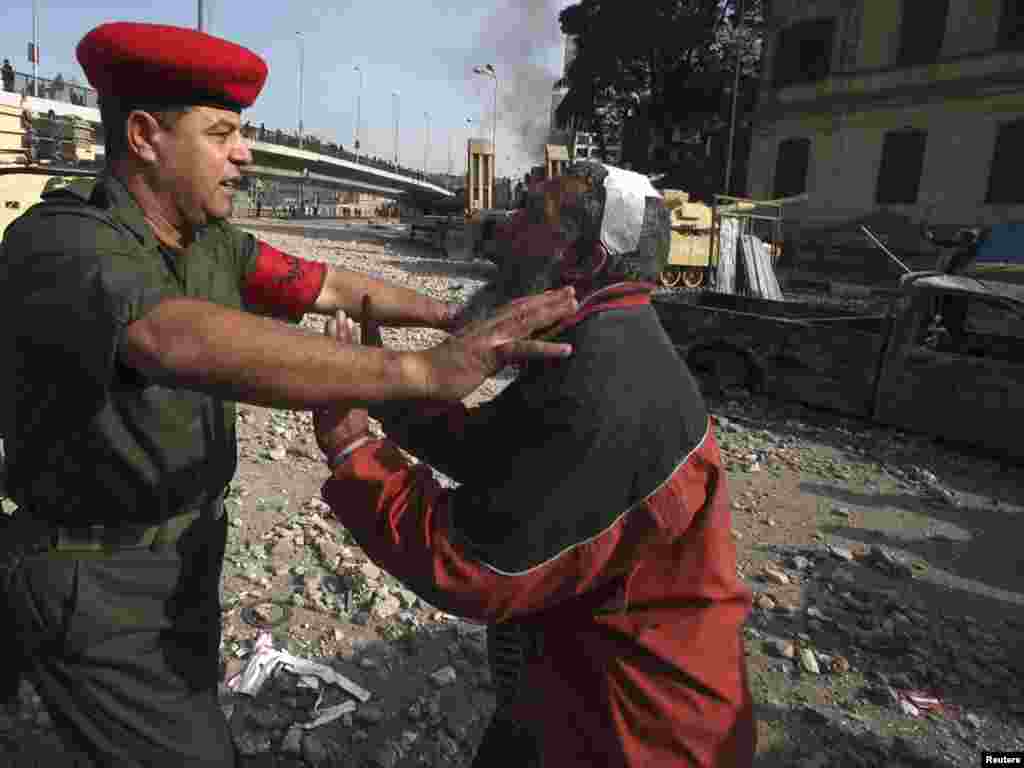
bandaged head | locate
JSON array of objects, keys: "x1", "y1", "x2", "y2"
[{"x1": 462, "y1": 162, "x2": 670, "y2": 322}]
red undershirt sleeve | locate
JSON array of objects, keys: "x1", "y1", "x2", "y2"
[{"x1": 241, "y1": 240, "x2": 327, "y2": 320}]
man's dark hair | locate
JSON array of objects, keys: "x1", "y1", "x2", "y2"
[{"x1": 98, "y1": 99, "x2": 192, "y2": 161}]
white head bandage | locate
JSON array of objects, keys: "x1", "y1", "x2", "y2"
[{"x1": 599, "y1": 165, "x2": 662, "y2": 256}]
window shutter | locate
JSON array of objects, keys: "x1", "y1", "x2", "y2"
[
  {"x1": 773, "y1": 137, "x2": 811, "y2": 198},
  {"x1": 876, "y1": 130, "x2": 927, "y2": 205},
  {"x1": 987, "y1": 120, "x2": 1024, "y2": 204}
]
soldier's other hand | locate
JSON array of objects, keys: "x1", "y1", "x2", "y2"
[
  {"x1": 419, "y1": 286, "x2": 576, "y2": 401},
  {"x1": 314, "y1": 310, "x2": 371, "y2": 461}
]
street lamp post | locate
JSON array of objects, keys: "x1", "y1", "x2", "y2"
[
  {"x1": 724, "y1": 0, "x2": 745, "y2": 195},
  {"x1": 465, "y1": 116, "x2": 475, "y2": 180},
  {"x1": 31, "y1": 0, "x2": 39, "y2": 97},
  {"x1": 392, "y1": 90, "x2": 400, "y2": 165},
  {"x1": 353, "y1": 65, "x2": 363, "y2": 163},
  {"x1": 296, "y1": 33, "x2": 305, "y2": 150},
  {"x1": 472, "y1": 64, "x2": 498, "y2": 177},
  {"x1": 423, "y1": 111, "x2": 430, "y2": 177}
]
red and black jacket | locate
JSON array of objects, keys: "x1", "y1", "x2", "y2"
[{"x1": 323, "y1": 284, "x2": 755, "y2": 767}]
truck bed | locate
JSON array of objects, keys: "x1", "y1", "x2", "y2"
[{"x1": 653, "y1": 292, "x2": 894, "y2": 417}]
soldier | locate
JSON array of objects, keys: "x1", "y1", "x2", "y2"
[
  {"x1": 313, "y1": 163, "x2": 755, "y2": 767},
  {"x1": 0, "y1": 22, "x2": 576, "y2": 766},
  {"x1": 1, "y1": 59, "x2": 14, "y2": 93},
  {"x1": 19, "y1": 91, "x2": 35, "y2": 164}
]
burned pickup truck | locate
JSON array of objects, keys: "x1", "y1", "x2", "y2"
[{"x1": 653, "y1": 274, "x2": 1024, "y2": 463}]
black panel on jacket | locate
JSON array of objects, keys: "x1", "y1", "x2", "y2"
[{"x1": 449, "y1": 303, "x2": 709, "y2": 574}]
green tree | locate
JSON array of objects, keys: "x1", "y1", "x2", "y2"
[{"x1": 557, "y1": 0, "x2": 767, "y2": 175}]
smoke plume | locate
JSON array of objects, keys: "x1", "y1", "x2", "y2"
[{"x1": 452, "y1": 0, "x2": 565, "y2": 178}]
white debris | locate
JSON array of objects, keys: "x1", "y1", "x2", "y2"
[{"x1": 228, "y1": 631, "x2": 371, "y2": 702}]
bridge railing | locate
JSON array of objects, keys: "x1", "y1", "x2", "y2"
[{"x1": 3, "y1": 69, "x2": 455, "y2": 190}]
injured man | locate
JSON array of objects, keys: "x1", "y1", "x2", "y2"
[{"x1": 313, "y1": 161, "x2": 755, "y2": 768}]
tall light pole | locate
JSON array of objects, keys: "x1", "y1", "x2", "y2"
[
  {"x1": 31, "y1": 0, "x2": 39, "y2": 96},
  {"x1": 423, "y1": 111, "x2": 431, "y2": 175},
  {"x1": 465, "y1": 116, "x2": 475, "y2": 179},
  {"x1": 473, "y1": 64, "x2": 498, "y2": 176},
  {"x1": 392, "y1": 90, "x2": 400, "y2": 165},
  {"x1": 197, "y1": 0, "x2": 204, "y2": 31},
  {"x1": 725, "y1": 0, "x2": 745, "y2": 195},
  {"x1": 353, "y1": 65, "x2": 363, "y2": 163},
  {"x1": 296, "y1": 33, "x2": 305, "y2": 150}
]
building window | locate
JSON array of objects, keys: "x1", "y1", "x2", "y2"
[
  {"x1": 773, "y1": 18, "x2": 835, "y2": 88},
  {"x1": 986, "y1": 119, "x2": 1024, "y2": 204},
  {"x1": 876, "y1": 129, "x2": 927, "y2": 204},
  {"x1": 898, "y1": 0, "x2": 949, "y2": 66},
  {"x1": 999, "y1": 0, "x2": 1024, "y2": 49},
  {"x1": 773, "y1": 138, "x2": 811, "y2": 198}
]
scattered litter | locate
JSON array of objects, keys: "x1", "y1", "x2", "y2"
[
  {"x1": 893, "y1": 689, "x2": 957, "y2": 719},
  {"x1": 228, "y1": 631, "x2": 371, "y2": 703},
  {"x1": 298, "y1": 701, "x2": 357, "y2": 729}
]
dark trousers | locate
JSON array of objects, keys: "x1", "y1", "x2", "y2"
[{"x1": 6, "y1": 511, "x2": 235, "y2": 767}]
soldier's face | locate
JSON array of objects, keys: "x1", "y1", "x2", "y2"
[{"x1": 156, "y1": 106, "x2": 252, "y2": 226}]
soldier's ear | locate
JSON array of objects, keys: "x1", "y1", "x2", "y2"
[{"x1": 125, "y1": 110, "x2": 163, "y2": 165}]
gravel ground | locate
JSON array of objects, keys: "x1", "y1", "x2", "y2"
[{"x1": 3, "y1": 220, "x2": 1022, "y2": 767}]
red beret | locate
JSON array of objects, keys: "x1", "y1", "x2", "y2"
[{"x1": 76, "y1": 22, "x2": 268, "y2": 112}]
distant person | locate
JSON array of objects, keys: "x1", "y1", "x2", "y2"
[
  {"x1": 1, "y1": 59, "x2": 14, "y2": 93},
  {"x1": 19, "y1": 91, "x2": 35, "y2": 164}
]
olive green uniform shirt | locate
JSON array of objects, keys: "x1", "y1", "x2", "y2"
[{"x1": 1, "y1": 175, "x2": 271, "y2": 523}]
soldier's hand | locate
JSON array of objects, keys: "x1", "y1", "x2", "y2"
[
  {"x1": 314, "y1": 310, "x2": 371, "y2": 461},
  {"x1": 419, "y1": 286, "x2": 576, "y2": 400}
]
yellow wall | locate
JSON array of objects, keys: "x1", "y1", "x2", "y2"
[
  {"x1": 750, "y1": 91, "x2": 1024, "y2": 230},
  {"x1": 857, "y1": 0, "x2": 901, "y2": 71}
]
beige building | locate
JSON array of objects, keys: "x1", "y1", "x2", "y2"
[
  {"x1": 748, "y1": 0, "x2": 1024, "y2": 237},
  {"x1": 467, "y1": 138, "x2": 494, "y2": 211}
]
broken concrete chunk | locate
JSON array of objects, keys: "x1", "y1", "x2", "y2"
[
  {"x1": 430, "y1": 666, "x2": 457, "y2": 687},
  {"x1": 799, "y1": 648, "x2": 820, "y2": 674},
  {"x1": 762, "y1": 566, "x2": 790, "y2": 585}
]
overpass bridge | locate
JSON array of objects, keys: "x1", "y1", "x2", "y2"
[{"x1": 1, "y1": 84, "x2": 455, "y2": 204}]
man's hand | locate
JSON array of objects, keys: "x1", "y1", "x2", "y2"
[
  {"x1": 418, "y1": 286, "x2": 577, "y2": 401},
  {"x1": 314, "y1": 310, "x2": 371, "y2": 461}
]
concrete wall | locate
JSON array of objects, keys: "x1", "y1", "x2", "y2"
[{"x1": 748, "y1": 91, "x2": 1024, "y2": 230}]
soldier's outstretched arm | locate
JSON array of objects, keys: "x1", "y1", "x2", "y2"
[
  {"x1": 119, "y1": 288, "x2": 575, "y2": 409},
  {"x1": 310, "y1": 264, "x2": 462, "y2": 330}
]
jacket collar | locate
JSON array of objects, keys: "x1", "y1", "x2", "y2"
[
  {"x1": 540, "y1": 281, "x2": 655, "y2": 340},
  {"x1": 95, "y1": 174, "x2": 162, "y2": 251}
]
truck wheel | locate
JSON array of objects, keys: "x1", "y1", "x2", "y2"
[
  {"x1": 659, "y1": 268, "x2": 683, "y2": 288},
  {"x1": 681, "y1": 268, "x2": 705, "y2": 289}
]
